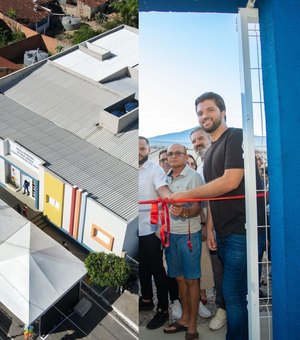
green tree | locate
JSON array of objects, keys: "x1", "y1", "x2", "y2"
[
  {"x1": 111, "y1": 0, "x2": 138, "y2": 28},
  {"x1": 71, "y1": 24, "x2": 102, "y2": 44},
  {"x1": 85, "y1": 252, "x2": 131, "y2": 287}
]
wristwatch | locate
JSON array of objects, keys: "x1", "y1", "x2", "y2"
[{"x1": 181, "y1": 208, "x2": 190, "y2": 219}]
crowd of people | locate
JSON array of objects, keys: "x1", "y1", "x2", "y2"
[{"x1": 138, "y1": 92, "x2": 268, "y2": 340}]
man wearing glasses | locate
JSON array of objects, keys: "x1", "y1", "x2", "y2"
[
  {"x1": 163, "y1": 143, "x2": 203, "y2": 340},
  {"x1": 159, "y1": 149, "x2": 171, "y2": 174},
  {"x1": 158, "y1": 148, "x2": 182, "y2": 321}
]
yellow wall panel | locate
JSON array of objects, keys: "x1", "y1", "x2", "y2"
[{"x1": 44, "y1": 171, "x2": 64, "y2": 227}]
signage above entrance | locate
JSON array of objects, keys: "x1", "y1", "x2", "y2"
[{"x1": 8, "y1": 140, "x2": 44, "y2": 172}]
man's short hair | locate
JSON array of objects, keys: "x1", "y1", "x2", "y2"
[
  {"x1": 194, "y1": 92, "x2": 226, "y2": 113},
  {"x1": 189, "y1": 126, "x2": 207, "y2": 139},
  {"x1": 159, "y1": 149, "x2": 167, "y2": 158},
  {"x1": 139, "y1": 136, "x2": 149, "y2": 145}
]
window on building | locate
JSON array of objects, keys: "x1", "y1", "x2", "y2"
[
  {"x1": 91, "y1": 224, "x2": 114, "y2": 251},
  {"x1": 46, "y1": 195, "x2": 60, "y2": 209}
]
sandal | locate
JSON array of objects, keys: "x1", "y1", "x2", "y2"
[
  {"x1": 185, "y1": 331, "x2": 199, "y2": 340},
  {"x1": 163, "y1": 321, "x2": 188, "y2": 334}
]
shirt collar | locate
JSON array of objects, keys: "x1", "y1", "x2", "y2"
[{"x1": 167, "y1": 164, "x2": 190, "y2": 178}]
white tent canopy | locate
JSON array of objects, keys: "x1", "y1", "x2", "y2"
[{"x1": 0, "y1": 199, "x2": 87, "y2": 325}]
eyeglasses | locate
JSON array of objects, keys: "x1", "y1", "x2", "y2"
[
  {"x1": 159, "y1": 158, "x2": 168, "y2": 163},
  {"x1": 166, "y1": 151, "x2": 186, "y2": 157}
]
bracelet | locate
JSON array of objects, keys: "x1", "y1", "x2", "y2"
[{"x1": 181, "y1": 207, "x2": 190, "y2": 219}]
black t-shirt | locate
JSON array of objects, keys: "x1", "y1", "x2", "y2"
[{"x1": 203, "y1": 128, "x2": 265, "y2": 238}]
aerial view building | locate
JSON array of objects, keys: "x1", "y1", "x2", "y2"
[{"x1": 0, "y1": 25, "x2": 138, "y2": 257}]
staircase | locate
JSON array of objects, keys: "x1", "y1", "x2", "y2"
[{"x1": 30, "y1": 212, "x2": 49, "y2": 230}]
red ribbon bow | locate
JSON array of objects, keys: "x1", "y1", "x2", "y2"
[{"x1": 150, "y1": 198, "x2": 171, "y2": 248}]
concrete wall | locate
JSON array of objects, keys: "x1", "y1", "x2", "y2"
[
  {"x1": 62, "y1": 181, "x2": 73, "y2": 234},
  {"x1": 0, "y1": 14, "x2": 58, "y2": 55},
  {"x1": 44, "y1": 171, "x2": 64, "y2": 227},
  {"x1": 0, "y1": 35, "x2": 48, "y2": 63},
  {"x1": 0, "y1": 14, "x2": 37, "y2": 38},
  {"x1": 0, "y1": 139, "x2": 5, "y2": 185},
  {"x1": 122, "y1": 217, "x2": 138, "y2": 257},
  {"x1": 83, "y1": 198, "x2": 127, "y2": 255}
]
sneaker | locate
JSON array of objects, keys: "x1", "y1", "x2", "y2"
[
  {"x1": 139, "y1": 298, "x2": 154, "y2": 311},
  {"x1": 171, "y1": 300, "x2": 182, "y2": 320},
  {"x1": 209, "y1": 308, "x2": 227, "y2": 330},
  {"x1": 198, "y1": 301, "x2": 211, "y2": 318},
  {"x1": 146, "y1": 308, "x2": 169, "y2": 329}
]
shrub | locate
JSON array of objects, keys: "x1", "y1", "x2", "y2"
[
  {"x1": 71, "y1": 24, "x2": 102, "y2": 44},
  {"x1": 11, "y1": 29, "x2": 25, "y2": 43},
  {"x1": 85, "y1": 252, "x2": 131, "y2": 287},
  {"x1": 0, "y1": 27, "x2": 10, "y2": 47},
  {"x1": 6, "y1": 8, "x2": 17, "y2": 20},
  {"x1": 102, "y1": 17, "x2": 123, "y2": 31}
]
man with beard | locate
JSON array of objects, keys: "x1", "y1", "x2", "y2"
[
  {"x1": 190, "y1": 127, "x2": 211, "y2": 179},
  {"x1": 169, "y1": 92, "x2": 265, "y2": 340},
  {"x1": 139, "y1": 136, "x2": 170, "y2": 329},
  {"x1": 190, "y1": 127, "x2": 227, "y2": 331}
]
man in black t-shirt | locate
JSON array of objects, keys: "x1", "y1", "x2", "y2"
[{"x1": 170, "y1": 92, "x2": 265, "y2": 340}]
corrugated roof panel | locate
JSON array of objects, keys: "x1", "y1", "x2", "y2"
[
  {"x1": 0, "y1": 95, "x2": 137, "y2": 221},
  {"x1": 3, "y1": 64, "x2": 137, "y2": 168},
  {"x1": 5, "y1": 62, "x2": 121, "y2": 131}
]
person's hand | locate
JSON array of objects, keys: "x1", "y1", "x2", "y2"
[
  {"x1": 168, "y1": 191, "x2": 185, "y2": 202},
  {"x1": 169, "y1": 204, "x2": 183, "y2": 216},
  {"x1": 207, "y1": 229, "x2": 217, "y2": 251}
]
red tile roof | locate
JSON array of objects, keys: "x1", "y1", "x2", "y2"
[
  {"x1": 79, "y1": 0, "x2": 108, "y2": 8},
  {"x1": 0, "y1": 0, "x2": 54, "y2": 26},
  {"x1": 0, "y1": 56, "x2": 22, "y2": 69}
]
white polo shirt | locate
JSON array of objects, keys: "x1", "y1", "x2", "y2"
[{"x1": 139, "y1": 160, "x2": 167, "y2": 236}]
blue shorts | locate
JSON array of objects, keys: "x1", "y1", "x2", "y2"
[{"x1": 165, "y1": 231, "x2": 201, "y2": 279}]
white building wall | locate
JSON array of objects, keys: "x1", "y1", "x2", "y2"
[
  {"x1": 0, "y1": 139, "x2": 5, "y2": 184},
  {"x1": 122, "y1": 217, "x2": 138, "y2": 257},
  {"x1": 38, "y1": 166, "x2": 45, "y2": 211},
  {"x1": 83, "y1": 198, "x2": 127, "y2": 255},
  {"x1": 62, "y1": 182, "x2": 73, "y2": 233}
]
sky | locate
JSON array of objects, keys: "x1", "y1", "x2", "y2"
[{"x1": 139, "y1": 12, "x2": 243, "y2": 138}]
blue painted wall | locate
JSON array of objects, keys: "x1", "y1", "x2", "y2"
[
  {"x1": 259, "y1": 1, "x2": 300, "y2": 338},
  {"x1": 140, "y1": 0, "x2": 300, "y2": 339}
]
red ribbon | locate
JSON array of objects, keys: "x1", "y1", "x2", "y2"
[
  {"x1": 150, "y1": 202, "x2": 159, "y2": 224},
  {"x1": 141, "y1": 192, "x2": 267, "y2": 249},
  {"x1": 159, "y1": 198, "x2": 171, "y2": 247}
]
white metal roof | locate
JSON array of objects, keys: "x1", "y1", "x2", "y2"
[
  {"x1": 3, "y1": 58, "x2": 137, "y2": 167},
  {"x1": 0, "y1": 95, "x2": 138, "y2": 221},
  {"x1": 0, "y1": 25, "x2": 138, "y2": 221},
  {"x1": 52, "y1": 26, "x2": 138, "y2": 82}
]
